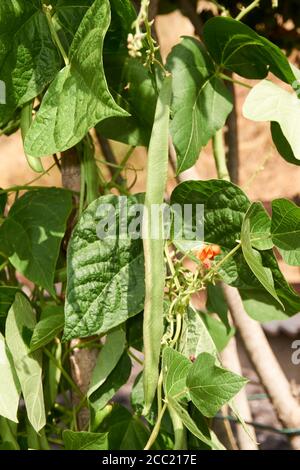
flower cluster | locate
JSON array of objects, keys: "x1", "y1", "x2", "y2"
[
  {"x1": 196, "y1": 244, "x2": 221, "y2": 269},
  {"x1": 127, "y1": 32, "x2": 146, "y2": 58}
]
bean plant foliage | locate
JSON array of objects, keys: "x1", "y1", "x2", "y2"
[{"x1": 0, "y1": 0, "x2": 300, "y2": 451}]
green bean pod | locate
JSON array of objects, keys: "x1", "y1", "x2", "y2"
[
  {"x1": 20, "y1": 101, "x2": 44, "y2": 173},
  {"x1": 142, "y1": 74, "x2": 172, "y2": 415}
]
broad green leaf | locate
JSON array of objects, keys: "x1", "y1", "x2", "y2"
[
  {"x1": 172, "y1": 179, "x2": 249, "y2": 241},
  {"x1": 30, "y1": 313, "x2": 64, "y2": 352},
  {"x1": 0, "y1": 417, "x2": 19, "y2": 450},
  {"x1": 268, "y1": 251, "x2": 300, "y2": 313},
  {"x1": 271, "y1": 122, "x2": 300, "y2": 166},
  {"x1": 186, "y1": 352, "x2": 247, "y2": 417},
  {"x1": 108, "y1": 0, "x2": 136, "y2": 46},
  {"x1": 25, "y1": 0, "x2": 127, "y2": 157},
  {"x1": 40, "y1": 304, "x2": 64, "y2": 321},
  {"x1": 89, "y1": 403, "x2": 113, "y2": 433},
  {"x1": 54, "y1": 0, "x2": 135, "y2": 55},
  {"x1": 167, "y1": 396, "x2": 224, "y2": 450},
  {"x1": 240, "y1": 289, "x2": 288, "y2": 322},
  {"x1": 54, "y1": 0, "x2": 93, "y2": 49},
  {"x1": 98, "y1": 404, "x2": 150, "y2": 450},
  {"x1": 269, "y1": 63, "x2": 300, "y2": 164},
  {"x1": 171, "y1": 179, "x2": 252, "y2": 288},
  {"x1": 241, "y1": 203, "x2": 283, "y2": 307},
  {"x1": 0, "y1": 114, "x2": 20, "y2": 137},
  {"x1": 203, "y1": 17, "x2": 295, "y2": 83},
  {"x1": 88, "y1": 326, "x2": 126, "y2": 397},
  {"x1": 162, "y1": 347, "x2": 191, "y2": 398},
  {"x1": 188, "y1": 407, "x2": 220, "y2": 450},
  {"x1": 63, "y1": 430, "x2": 108, "y2": 450},
  {"x1": 0, "y1": 188, "x2": 72, "y2": 295},
  {"x1": 167, "y1": 37, "x2": 232, "y2": 173},
  {"x1": 240, "y1": 249, "x2": 300, "y2": 321},
  {"x1": 119, "y1": 420, "x2": 150, "y2": 450},
  {"x1": 199, "y1": 313, "x2": 235, "y2": 352},
  {"x1": 89, "y1": 353, "x2": 131, "y2": 410},
  {"x1": 98, "y1": 55, "x2": 157, "y2": 146},
  {"x1": 119, "y1": 418, "x2": 151, "y2": 450},
  {"x1": 0, "y1": 0, "x2": 61, "y2": 126},
  {"x1": 247, "y1": 202, "x2": 273, "y2": 250},
  {"x1": 222, "y1": 247, "x2": 300, "y2": 318},
  {"x1": 0, "y1": 287, "x2": 19, "y2": 317},
  {"x1": 0, "y1": 333, "x2": 20, "y2": 422},
  {"x1": 0, "y1": 442, "x2": 18, "y2": 450},
  {"x1": 179, "y1": 306, "x2": 217, "y2": 359},
  {"x1": 170, "y1": 179, "x2": 249, "y2": 250},
  {"x1": 64, "y1": 194, "x2": 144, "y2": 340},
  {"x1": 26, "y1": 421, "x2": 49, "y2": 450},
  {"x1": 243, "y1": 80, "x2": 300, "y2": 159},
  {"x1": 271, "y1": 198, "x2": 300, "y2": 265},
  {"x1": 171, "y1": 180, "x2": 300, "y2": 318},
  {"x1": 5, "y1": 294, "x2": 46, "y2": 432}
]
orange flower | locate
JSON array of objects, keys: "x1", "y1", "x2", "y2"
[{"x1": 196, "y1": 244, "x2": 221, "y2": 269}]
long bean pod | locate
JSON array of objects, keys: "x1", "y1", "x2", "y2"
[{"x1": 142, "y1": 74, "x2": 172, "y2": 415}]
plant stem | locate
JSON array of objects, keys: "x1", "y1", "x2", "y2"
[
  {"x1": 144, "y1": 402, "x2": 168, "y2": 450},
  {"x1": 43, "y1": 347, "x2": 83, "y2": 398},
  {"x1": 164, "y1": 244, "x2": 181, "y2": 291},
  {"x1": 212, "y1": 129, "x2": 230, "y2": 181},
  {"x1": 128, "y1": 348, "x2": 144, "y2": 366},
  {"x1": 43, "y1": 4, "x2": 69, "y2": 66},
  {"x1": 169, "y1": 313, "x2": 182, "y2": 348},
  {"x1": 79, "y1": 157, "x2": 85, "y2": 216},
  {"x1": 0, "y1": 184, "x2": 76, "y2": 195},
  {"x1": 236, "y1": 0, "x2": 261, "y2": 21},
  {"x1": 157, "y1": 369, "x2": 164, "y2": 415},
  {"x1": 97, "y1": 133, "x2": 125, "y2": 186},
  {"x1": 225, "y1": 76, "x2": 239, "y2": 184},
  {"x1": 216, "y1": 414, "x2": 300, "y2": 436},
  {"x1": 210, "y1": 0, "x2": 229, "y2": 15},
  {"x1": 219, "y1": 73, "x2": 252, "y2": 90},
  {"x1": 38, "y1": 428, "x2": 51, "y2": 450},
  {"x1": 53, "y1": 154, "x2": 61, "y2": 171},
  {"x1": 47, "y1": 437, "x2": 64, "y2": 446},
  {"x1": 202, "y1": 242, "x2": 241, "y2": 283},
  {"x1": 111, "y1": 146, "x2": 135, "y2": 184}
]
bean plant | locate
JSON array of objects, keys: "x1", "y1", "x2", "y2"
[{"x1": 1, "y1": 0, "x2": 300, "y2": 451}]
